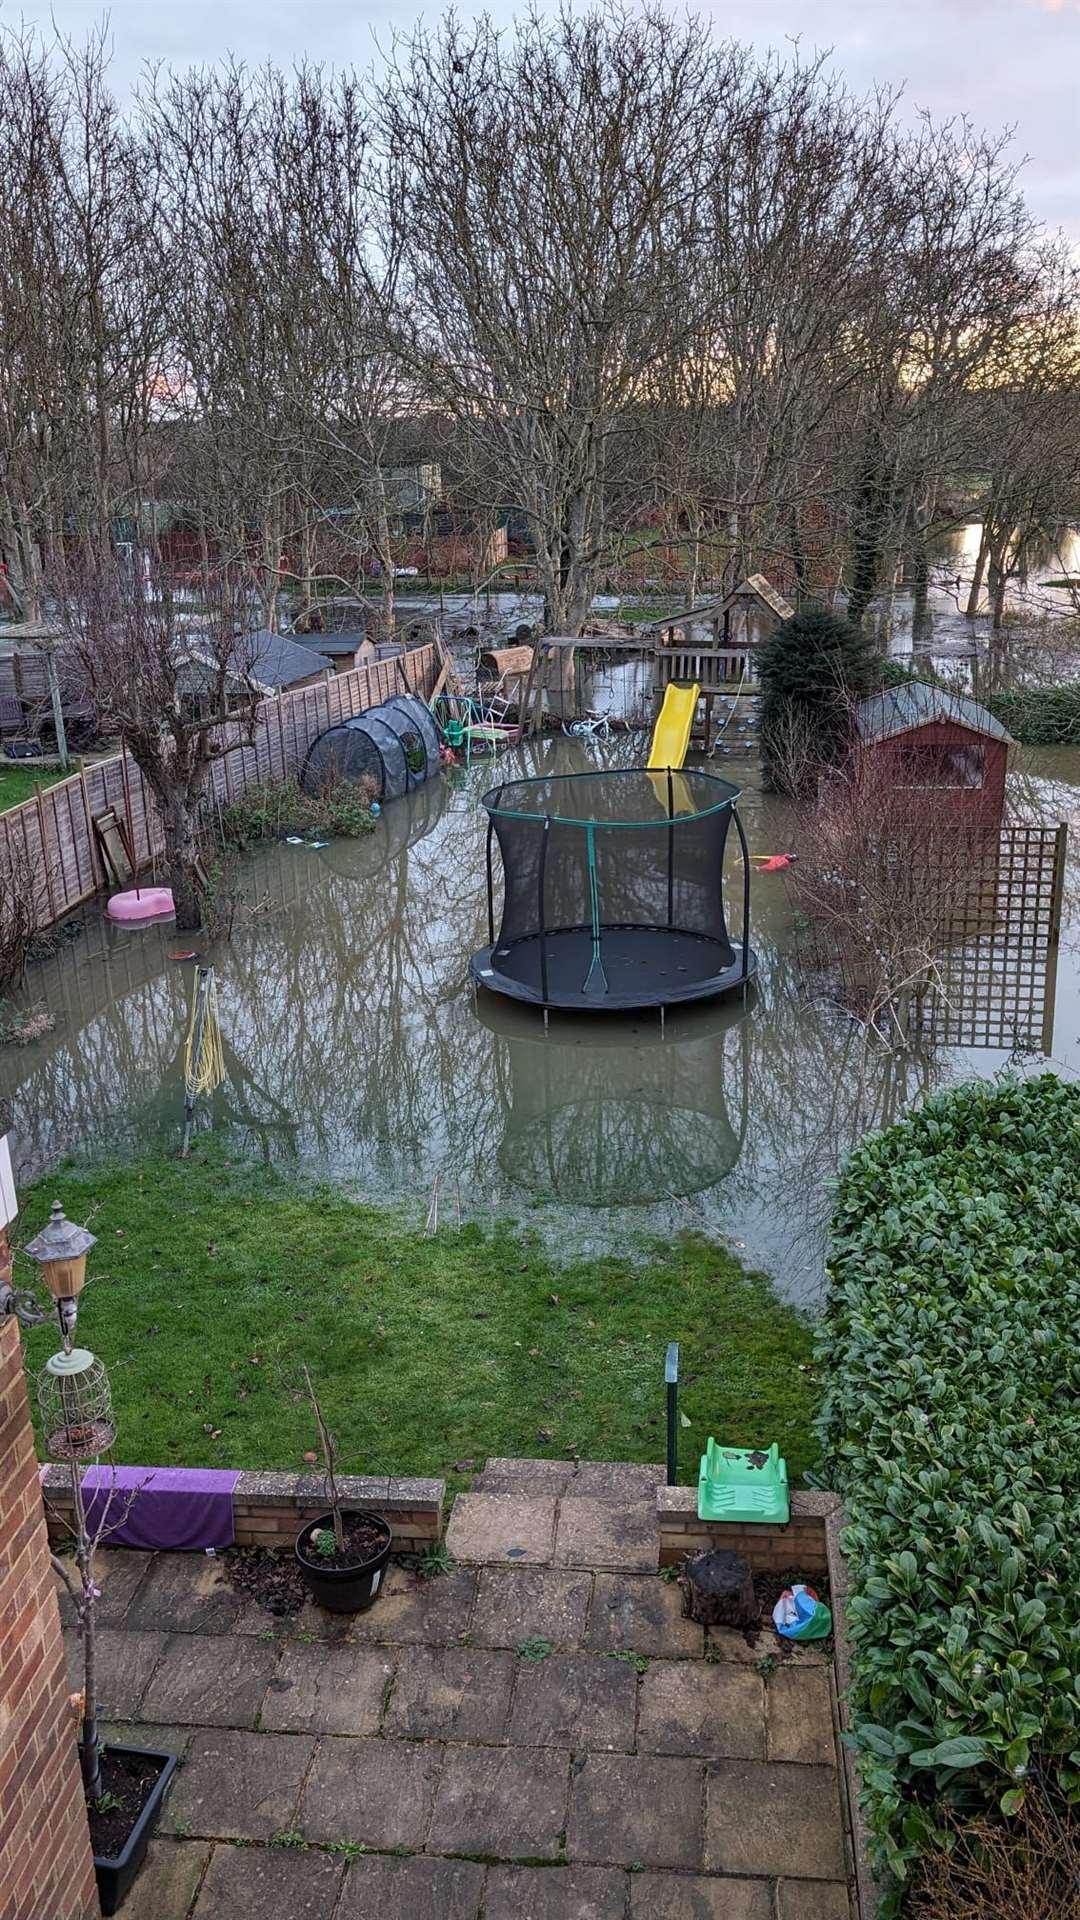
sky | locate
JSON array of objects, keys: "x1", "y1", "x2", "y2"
[{"x1": 25, "y1": 0, "x2": 1080, "y2": 239}]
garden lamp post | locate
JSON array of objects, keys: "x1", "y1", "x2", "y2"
[{"x1": 17, "y1": 1198, "x2": 96, "y2": 1345}]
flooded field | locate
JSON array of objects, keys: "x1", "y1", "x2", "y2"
[{"x1": 4, "y1": 719, "x2": 1079, "y2": 1307}]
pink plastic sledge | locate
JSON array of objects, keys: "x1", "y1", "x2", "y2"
[{"x1": 106, "y1": 887, "x2": 175, "y2": 924}]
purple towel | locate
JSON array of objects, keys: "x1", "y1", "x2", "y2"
[{"x1": 79, "y1": 1465, "x2": 241, "y2": 1551}]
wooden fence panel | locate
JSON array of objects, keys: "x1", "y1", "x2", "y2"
[{"x1": 0, "y1": 642, "x2": 439, "y2": 933}]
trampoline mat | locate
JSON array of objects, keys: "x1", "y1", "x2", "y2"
[{"x1": 471, "y1": 925, "x2": 756, "y2": 1011}]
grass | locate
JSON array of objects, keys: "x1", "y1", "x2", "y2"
[
  {"x1": 0, "y1": 762, "x2": 67, "y2": 812},
  {"x1": 17, "y1": 1148, "x2": 819, "y2": 1485}
]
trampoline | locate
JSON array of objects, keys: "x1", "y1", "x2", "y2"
[
  {"x1": 301, "y1": 694, "x2": 440, "y2": 804},
  {"x1": 471, "y1": 766, "x2": 755, "y2": 1013}
]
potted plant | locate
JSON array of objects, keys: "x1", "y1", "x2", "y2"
[
  {"x1": 294, "y1": 1367, "x2": 393, "y2": 1614},
  {"x1": 42, "y1": 1355, "x2": 176, "y2": 1916}
]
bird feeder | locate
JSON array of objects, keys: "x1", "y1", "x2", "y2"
[{"x1": 37, "y1": 1348, "x2": 116, "y2": 1461}]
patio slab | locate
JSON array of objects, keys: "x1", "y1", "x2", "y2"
[
  {"x1": 484, "y1": 1863, "x2": 628, "y2": 1918},
  {"x1": 776, "y1": 1882, "x2": 853, "y2": 1919},
  {"x1": 64, "y1": 1627, "x2": 166, "y2": 1721},
  {"x1": 445, "y1": 1491, "x2": 558, "y2": 1564},
  {"x1": 587, "y1": 1572, "x2": 704, "y2": 1659},
  {"x1": 474, "y1": 1456, "x2": 577, "y2": 1496},
  {"x1": 637, "y1": 1659, "x2": 765, "y2": 1759},
  {"x1": 349, "y1": 1563, "x2": 477, "y2": 1643},
  {"x1": 383, "y1": 1643, "x2": 516, "y2": 1741},
  {"x1": 471, "y1": 1566, "x2": 593, "y2": 1649},
  {"x1": 628, "y1": 1873, "x2": 773, "y2": 1918},
  {"x1": 337, "y1": 1854, "x2": 485, "y2": 1920},
  {"x1": 766, "y1": 1666, "x2": 838, "y2": 1766},
  {"x1": 163, "y1": 1729, "x2": 314, "y2": 1841},
  {"x1": 299, "y1": 1734, "x2": 443, "y2": 1849},
  {"x1": 54, "y1": 1544, "x2": 152, "y2": 1628},
  {"x1": 123, "y1": 1552, "x2": 244, "y2": 1633},
  {"x1": 191, "y1": 1842, "x2": 344, "y2": 1917},
  {"x1": 553, "y1": 1496, "x2": 656, "y2": 1572},
  {"x1": 567, "y1": 1751, "x2": 705, "y2": 1869},
  {"x1": 508, "y1": 1651, "x2": 638, "y2": 1751},
  {"x1": 118, "y1": 1838, "x2": 210, "y2": 1920},
  {"x1": 704, "y1": 1760, "x2": 848, "y2": 1880},
  {"x1": 427, "y1": 1743, "x2": 570, "y2": 1858},
  {"x1": 260, "y1": 1641, "x2": 395, "y2": 1734},
  {"x1": 140, "y1": 1630, "x2": 279, "y2": 1726}
]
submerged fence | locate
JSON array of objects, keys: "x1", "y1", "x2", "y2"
[{"x1": 0, "y1": 643, "x2": 440, "y2": 934}]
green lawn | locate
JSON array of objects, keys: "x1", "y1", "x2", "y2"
[
  {"x1": 18, "y1": 1150, "x2": 818, "y2": 1487},
  {"x1": 0, "y1": 762, "x2": 67, "y2": 812}
]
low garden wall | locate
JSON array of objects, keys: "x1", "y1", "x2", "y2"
[{"x1": 42, "y1": 1466, "x2": 445, "y2": 1556}]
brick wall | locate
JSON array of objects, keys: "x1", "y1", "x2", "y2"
[
  {"x1": 43, "y1": 1467, "x2": 445, "y2": 1558},
  {"x1": 0, "y1": 1319, "x2": 98, "y2": 1920},
  {"x1": 656, "y1": 1485, "x2": 834, "y2": 1573}
]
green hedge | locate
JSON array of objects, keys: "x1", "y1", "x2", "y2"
[
  {"x1": 818, "y1": 1076, "x2": 1080, "y2": 1910},
  {"x1": 986, "y1": 682, "x2": 1080, "y2": 745}
]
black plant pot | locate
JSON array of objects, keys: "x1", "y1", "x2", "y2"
[
  {"x1": 295, "y1": 1510, "x2": 394, "y2": 1614},
  {"x1": 92, "y1": 1745, "x2": 178, "y2": 1917}
]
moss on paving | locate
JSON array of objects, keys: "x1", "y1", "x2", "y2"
[{"x1": 18, "y1": 1150, "x2": 819, "y2": 1485}]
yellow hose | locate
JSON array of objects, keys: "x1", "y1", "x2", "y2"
[{"x1": 183, "y1": 970, "x2": 225, "y2": 1101}]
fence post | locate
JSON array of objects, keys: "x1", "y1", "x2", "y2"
[{"x1": 665, "y1": 1342, "x2": 680, "y2": 1486}]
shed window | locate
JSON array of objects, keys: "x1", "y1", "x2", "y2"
[{"x1": 896, "y1": 742, "x2": 985, "y2": 789}]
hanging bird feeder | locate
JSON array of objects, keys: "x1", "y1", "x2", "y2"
[{"x1": 38, "y1": 1348, "x2": 116, "y2": 1460}]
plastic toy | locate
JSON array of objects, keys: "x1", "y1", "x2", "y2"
[{"x1": 697, "y1": 1438, "x2": 790, "y2": 1524}]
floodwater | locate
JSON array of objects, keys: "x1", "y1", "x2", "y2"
[{"x1": 5, "y1": 718, "x2": 1080, "y2": 1306}]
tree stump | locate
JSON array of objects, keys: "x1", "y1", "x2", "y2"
[{"x1": 680, "y1": 1549, "x2": 757, "y2": 1629}]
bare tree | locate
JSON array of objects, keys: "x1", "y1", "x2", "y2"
[{"x1": 52, "y1": 553, "x2": 260, "y2": 928}]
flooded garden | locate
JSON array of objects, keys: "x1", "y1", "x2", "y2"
[{"x1": 5, "y1": 610, "x2": 1079, "y2": 1309}]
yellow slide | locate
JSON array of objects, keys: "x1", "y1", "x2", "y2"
[{"x1": 648, "y1": 681, "x2": 700, "y2": 771}]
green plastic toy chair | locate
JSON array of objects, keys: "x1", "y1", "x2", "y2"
[{"x1": 697, "y1": 1438, "x2": 790, "y2": 1525}]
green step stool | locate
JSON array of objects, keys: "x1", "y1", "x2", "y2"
[{"x1": 697, "y1": 1438, "x2": 790, "y2": 1524}]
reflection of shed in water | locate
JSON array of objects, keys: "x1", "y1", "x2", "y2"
[{"x1": 475, "y1": 997, "x2": 750, "y2": 1207}]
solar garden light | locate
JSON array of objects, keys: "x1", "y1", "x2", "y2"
[{"x1": 0, "y1": 1135, "x2": 96, "y2": 1342}]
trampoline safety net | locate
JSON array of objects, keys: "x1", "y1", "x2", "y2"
[{"x1": 471, "y1": 767, "x2": 755, "y2": 1012}]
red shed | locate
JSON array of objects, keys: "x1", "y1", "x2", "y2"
[{"x1": 852, "y1": 681, "x2": 1011, "y2": 828}]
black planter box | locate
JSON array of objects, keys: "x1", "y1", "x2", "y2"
[{"x1": 93, "y1": 1745, "x2": 178, "y2": 1917}]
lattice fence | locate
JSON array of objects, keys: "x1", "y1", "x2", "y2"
[{"x1": 914, "y1": 822, "x2": 1067, "y2": 1053}]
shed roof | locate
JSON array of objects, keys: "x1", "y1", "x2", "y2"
[
  {"x1": 244, "y1": 630, "x2": 333, "y2": 688},
  {"x1": 855, "y1": 681, "x2": 1011, "y2": 747}
]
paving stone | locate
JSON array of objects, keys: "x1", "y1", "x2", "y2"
[
  {"x1": 427, "y1": 1743, "x2": 569, "y2": 1858},
  {"x1": 140, "y1": 1631, "x2": 279, "y2": 1726},
  {"x1": 628, "y1": 1872, "x2": 772, "y2": 1918},
  {"x1": 637, "y1": 1660, "x2": 765, "y2": 1759},
  {"x1": 233, "y1": 1600, "x2": 301, "y2": 1639},
  {"x1": 338, "y1": 1853, "x2": 485, "y2": 1920},
  {"x1": 484, "y1": 1863, "x2": 628, "y2": 1918},
  {"x1": 163, "y1": 1729, "x2": 314, "y2": 1840},
  {"x1": 701, "y1": 1626, "x2": 778, "y2": 1666},
  {"x1": 554, "y1": 1498, "x2": 656, "y2": 1573},
  {"x1": 776, "y1": 1883, "x2": 852, "y2": 1920},
  {"x1": 383, "y1": 1643, "x2": 515, "y2": 1741},
  {"x1": 349, "y1": 1564, "x2": 477, "y2": 1643},
  {"x1": 124, "y1": 1553, "x2": 244, "y2": 1633},
  {"x1": 472, "y1": 1567, "x2": 593, "y2": 1650},
  {"x1": 474, "y1": 1457, "x2": 576, "y2": 1496},
  {"x1": 54, "y1": 1546, "x2": 153, "y2": 1628},
  {"x1": 192, "y1": 1841, "x2": 343, "y2": 1917},
  {"x1": 570, "y1": 1461, "x2": 666, "y2": 1502},
  {"x1": 567, "y1": 1752, "x2": 704, "y2": 1869},
  {"x1": 705, "y1": 1761, "x2": 847, "y2": 1880},
  {"x1": 446, "y1": 1491, "x2": 558, "y2": 1565},
  {"x1": 65, "y1": 1627, "x2": 167, "y2": 1720},
  {"x1": 587, "y1": 1574, "x2": 704, "y2": 1658},
  {"x1": 101, "y1": 1721, "x2": 193, "y2": 1759},
  {"x1": 767, "y1": 1667, "x2": 837, "y2": 1766},
  {"x1": 508, "y1": 1652, "x2": 637, "y2": 1751},
  {"x1": 119, "y1": 1838, "x2": 211, "y2": 1920},
  {"x1": 260, "y1": 1643, "x2": 395, "y2": 1734},
  {"x1": 299, "y1": 1734, "x2": 443, "y2": 1849}
]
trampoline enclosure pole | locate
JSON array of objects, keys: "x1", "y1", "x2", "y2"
[
  {"x1": 666, "y1": 767, "x2": 675, "y2": 928},
  {"x1": 538, "y1": 815, "x2": 551, "y2": 1004},
  {"x1": 732, "y1": 801, "x2": 751, "y2": 981},
  {"x1": 485, "y1": 816, "x2": 495, "y2": 944}
]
